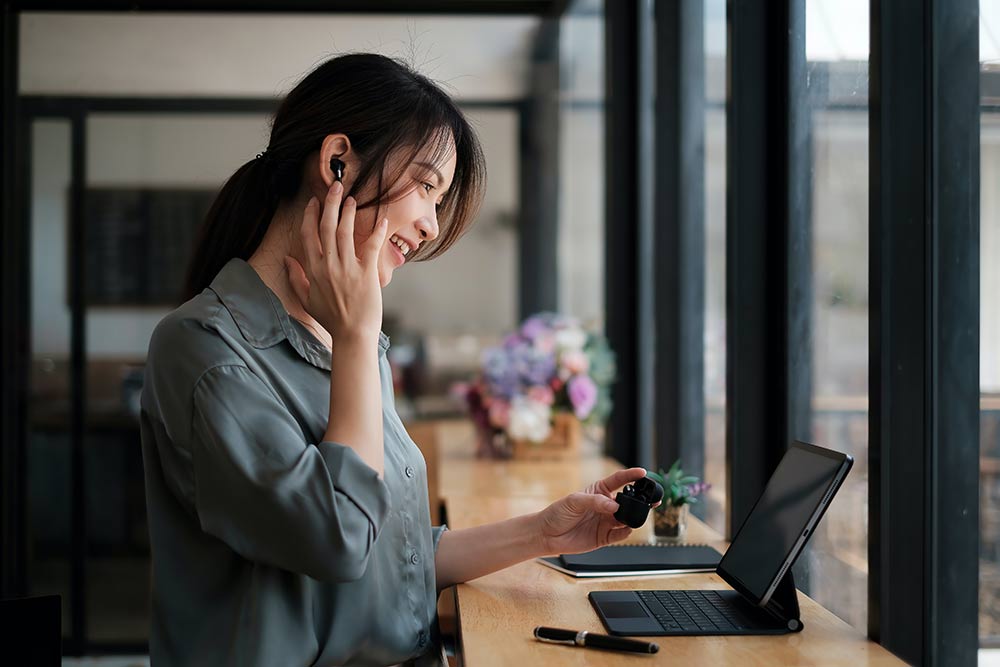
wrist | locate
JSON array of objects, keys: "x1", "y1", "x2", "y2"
[
  {"x1": 331, "y1": 329, "x2": 380, "y2": 349},
  {"x1": 529, "y1": 510, "x2": 552, "y2": 557}
]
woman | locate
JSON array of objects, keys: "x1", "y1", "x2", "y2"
[{"x1": 140, "y1": 53, "x2": 650, "y2": 667}]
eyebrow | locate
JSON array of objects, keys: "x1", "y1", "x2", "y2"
[{"x1": 413, "y1": 161, "x2": 447, "y2": 190}]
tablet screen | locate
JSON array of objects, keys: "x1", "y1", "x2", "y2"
[{"x1": 718, "y1": 443, "x2": 850, "y2": 604}]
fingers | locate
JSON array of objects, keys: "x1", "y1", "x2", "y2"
[
  {"x1": 567, "y1": 492, "x2": 619, "y2": 515},
  {"x1": 319, "y1": 181, "x2": 343, "y2": 260},
  {"x1": 284, "y1": 256, "x2": 310, "y2": 306},
  {"x1": 336, "y1": 192, "x2": 358, "y2": 263},
  {"x1": 607, "y1": 525, "x2": 633, "y2": 544},
  {"x1": 594, "y1": 467, "x2": 647, "y2": 496},
  {"x1": 364, "y1": 218, "x2": 389, "y2": 264}
]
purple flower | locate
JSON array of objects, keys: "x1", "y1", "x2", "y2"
[
  {"x1": 520, "y1": 315, "x2": 551, "y2": 340},
  {"x1": 515, "y1": 345, "x2": 556, "y2": 386},
  {"x1": 502, "y1": 332, "x2": 525, "y2": 349},
  {"x1": 567, "y1": 374, "x2": 598, "y2": 419},
  {"x1": 686, "y1": 482, "x2": 712, "y2": 498},
  {"x1": 482, "y1": 347, "x2": 519, "y2": 398}
]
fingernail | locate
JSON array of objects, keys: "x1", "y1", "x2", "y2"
[{"x1": 307, "y1": 196, "x2": 317, "y2": 207}]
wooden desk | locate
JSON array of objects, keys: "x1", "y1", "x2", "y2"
[{"x1": 433, "y1": 419, "x2": 905, "y2": 667}]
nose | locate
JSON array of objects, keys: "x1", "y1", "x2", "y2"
[{"x1": 416, "y1": 214, "x2": 439, "y2": 243}]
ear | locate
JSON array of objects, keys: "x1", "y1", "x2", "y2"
[{"x1": 319, "y1": 133, "x2": 357, "y2": 188}]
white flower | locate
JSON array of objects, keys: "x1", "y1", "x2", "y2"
[
  {"x1": 507, "y1": 396, "x2": 553, "y2": 443},
  {"x1": 555, "y1": 327, "x2": 587, "y2": 353}
]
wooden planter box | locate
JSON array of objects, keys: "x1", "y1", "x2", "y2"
[{"x1": 510, "y1": 411, "x2": 581, "y2": 460}]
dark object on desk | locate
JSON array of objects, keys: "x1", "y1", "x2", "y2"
[
  {"x1": 590, "y1": 440, "x2": 853, "y2": 636},
  {"x1": 534, "y1": 626, "x2": 659, "y2": 654},
  {"x1": 613, "y1": 476, "x2": 663, "y2": 528},
  {"x1": 538, "y1": 543, "x2": 722, "y2": 579},
  {"x1": 0, "y1": 595, "x2": 61, "y2": 666}
]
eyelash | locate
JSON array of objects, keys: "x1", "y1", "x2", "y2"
[{"x1": 421, "y1": 182, "x2": 443, "y2": 208}]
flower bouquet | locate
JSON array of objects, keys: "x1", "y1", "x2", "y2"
[{"x1": 455, "y1": 312, "x2": 616, "y2": 459}]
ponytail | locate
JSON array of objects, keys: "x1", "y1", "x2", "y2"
[{"x1": 182, "y1": 156, "x2": 278, "y2": 301}]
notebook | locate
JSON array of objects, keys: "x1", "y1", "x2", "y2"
[{"x1": 536, "y1": 544, "x2": 723, "y2": 578}]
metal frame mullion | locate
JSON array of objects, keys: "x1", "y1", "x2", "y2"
[
  {"x1": 724, "y1": 0, "x2": 807, "y2": 538},
  {"x1": 868, "y1": 0, "x2": 980, "y2": 663},
  {"x1": 1, "y1": 2, "x2": 28, "y2": 602},
  {"x1": 652, "y1": 0, "x2": 706, "y2": 488},
  {"x1": 67, "y1": 109, "x2": 88, "y2": 656},
  {"x1": 519, "y1": 17, "x2": 560, "y2": 320},
  {"x1": 603, "y1": 0, "x2": 641, "y2": 466}
]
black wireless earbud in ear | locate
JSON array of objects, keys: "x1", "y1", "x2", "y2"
[
  {"x1": 613, "y1": 476, "x2": 664, "y2": 529},
  {"x1": 330, "y1": 157, "x2": 345, "y2": 182}
]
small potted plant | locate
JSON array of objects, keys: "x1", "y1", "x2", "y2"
[{"x1": 645, "y1": 461, "x2": 710, "y2": 543}]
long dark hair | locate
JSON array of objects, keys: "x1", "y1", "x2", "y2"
[{"x1": 183, "y1": 53, "x2": 487, "y2": 301}]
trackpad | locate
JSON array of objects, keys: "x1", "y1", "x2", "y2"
[
  {"x1": 589, "y1": 592, "x2": 662, "y2": 635},
  {"x1": 601, "y1": 601, "x2": 649, "y2": 618}
]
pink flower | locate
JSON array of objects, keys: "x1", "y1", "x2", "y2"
[
  {"x1": 527, "y1": 385, "x2": 555, "y2": 406},
  {"x1": 534, "y1": 332, "x2": 557, "y2": 355},
  {"x1": 488, "y1": 399, "x2": 511, "y2": 429},
  {"x1": 449, "y1": 381, "x2": 470, "y2": 402},
  {"x1": 560, "y1": 349, "x2": 590, "y2": 375},
  {"x1": 567, "y1": 374, "x2": 598, "y2": 420}
]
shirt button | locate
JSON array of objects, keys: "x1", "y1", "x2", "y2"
[
  {"x1": 405, "y1": 466, "x2": 415, "y2": 478},
  {"x1": 410, "y1": 551, "x2": 420, "y2": 565}
]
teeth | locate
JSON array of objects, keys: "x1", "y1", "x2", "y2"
[{"x1": 390, "y1": 234, "x2": 411, "y2": 256}]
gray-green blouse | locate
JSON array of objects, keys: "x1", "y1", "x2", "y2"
[{"x1": 139, "y1": 258, "x2": 448, "y2": 667}]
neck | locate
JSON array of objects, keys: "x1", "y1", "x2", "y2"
[{"x1": 248, "y1": 203, "x2": 333, "y2": 350}]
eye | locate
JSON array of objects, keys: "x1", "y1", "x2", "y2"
[{"x1": 421, "y1": 182, "x2": 434, "y2": 194}]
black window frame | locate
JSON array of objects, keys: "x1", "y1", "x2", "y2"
[{"x1": 868, "y1": 0, "x2": 981, "y2": 663}]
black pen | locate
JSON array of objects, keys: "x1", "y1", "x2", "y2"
[{"x1": 533, "y1": 626, "x2": 659, "y2": 654}]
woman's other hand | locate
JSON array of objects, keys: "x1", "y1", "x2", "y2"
[
  {"x1": 284, "y1": 181, "x2": 389, "y2": 343},
  {"x1": 536, "y1": 467, "x2": 661, "y2": 556}
]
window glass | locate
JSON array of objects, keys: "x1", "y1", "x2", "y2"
[
  {"x1": 799, "y1": 0, "x2": 869, "y2": 633},
  {"x1": 979, "y1": 0, "x2": 1000, "y2": 650},
  {"x1": 702, "y1": 0, "x2": 727, "y2": 536}
]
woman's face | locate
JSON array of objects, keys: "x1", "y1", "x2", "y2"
[{"x1": 352, "y1": 141, "x2": 458, "y2": 288}]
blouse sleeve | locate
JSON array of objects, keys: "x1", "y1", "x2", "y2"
[
  {"x1": 188, "y1": 363, "x2": 392, "y2": 582},
  {"x1": 431, "y1": 525, "x2": 448, "y2": 554}
]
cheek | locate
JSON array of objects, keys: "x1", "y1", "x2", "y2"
[{"x1": 350, "y1": 211, "x2": 380, "y2": 255}]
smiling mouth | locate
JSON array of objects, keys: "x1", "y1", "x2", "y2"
[{"x1": 389, "y1": 242, "x2": 406, "y2": 266}]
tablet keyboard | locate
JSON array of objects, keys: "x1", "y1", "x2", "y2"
[{"x1": 636, "y1": 590, "x2": 773, "y2": 633}]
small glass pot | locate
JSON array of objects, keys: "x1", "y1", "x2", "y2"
[{"x1": 651, "y1": 504, "x2": 689, "y2": 543}]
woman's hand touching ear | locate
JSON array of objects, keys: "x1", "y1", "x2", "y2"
[{"x1": 284, "y1": 181, "x2": 388, "y2": 344}]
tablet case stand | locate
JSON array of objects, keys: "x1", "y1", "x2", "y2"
[{"x1": 762, "y1": 570, "x2": 803, "y2": 632}]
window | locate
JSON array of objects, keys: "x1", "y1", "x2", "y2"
[
  {"x1": 798, "y1": 0, "x2": 869, "y2": 632},
  {"x1": 702, "y1": 0, "x2": 727, "y2": 536},
  {"x1": 980, "y1": 1, "x2": 1000, "y2": 649}
]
